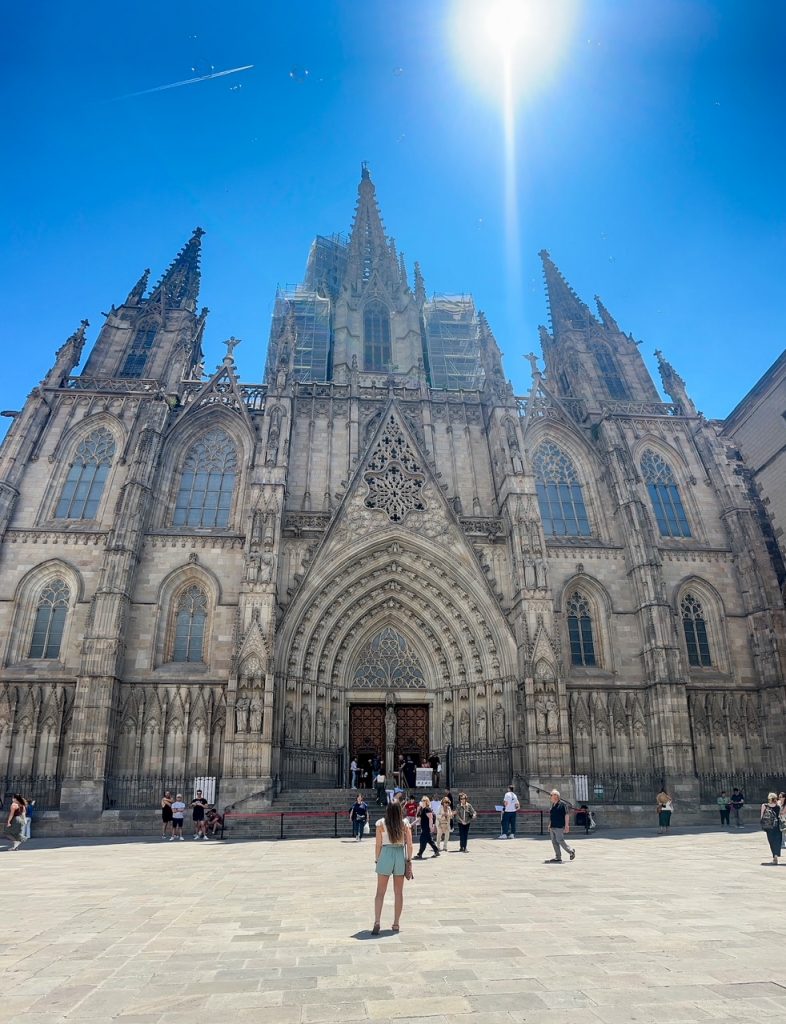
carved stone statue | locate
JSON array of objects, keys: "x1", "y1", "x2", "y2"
[
  {"x1": 385, "y1": 704, "x2": 397, "y2": 748},
  {"x1": 535, "y1": 695, "x2": 548, "y2": 736},
  {"x1": 493, "y1": 702, "x2": 505, "y2": 742},
  {"x1": 249, "y1": 698, "x2": 263, "y2": 734},
  {"x1": 329, "y1": 711, "x2": 339, "y2": 748},
  {"x1": 300, "y1": 705, "x2": 311, "y2": 745},
  {"x1": 235, "y1": 695, "x2": 250, "y2": 735},
  {"x1": 284, "y1": 702, "x2": 295, "y2": 742},
  {"x1": 545, "y1": 696, "x2": 559, "y2": 735},
  {"x1": 459, "y1": 708, "x2": 470, "y2": 746},
  {"x1": 315, "y1": 707, "x2": 325, "y2": 746},
  {"x1": 476, "y1": 708, "x2": 487, "y2": 745},
  {"x1": 442, "y1": 711, "x2": 454, "y2": 746}
]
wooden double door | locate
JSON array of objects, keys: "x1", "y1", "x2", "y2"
[{"x1": 349, "y1": 703, "x2": 429, "y2": 779}]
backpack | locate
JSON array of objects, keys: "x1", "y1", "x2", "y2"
[{"x1": 760, "y1": 804, "x2": 779, "y2": 830}]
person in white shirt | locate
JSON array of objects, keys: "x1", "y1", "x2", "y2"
[
  {"x1": 499, "y1": 785, "x2": 520, "y2": 839},
  {"x1": 350, "y1": 758, "x2": 359, "y2": 789},
  {"x1": 170, "y1": 795, "x2": 186, "y2": 840}
]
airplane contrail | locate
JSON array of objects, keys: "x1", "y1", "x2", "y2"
[{"x1": 119, "y1": 64, "x2": 254, "y2": 99}]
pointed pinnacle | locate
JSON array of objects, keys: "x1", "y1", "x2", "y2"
[
  {"x1": 126, "y1": 268, "x2": 150, "y2": 306},
  {"x1": 594, "y1": 294, "x2": 620, "y2": 332},
  {"x1": 149, "y1": 228, "x2": 205, "y2": 311},
  {"x1": 538, "y1": 250, "x2": 595, "y2": 333}
]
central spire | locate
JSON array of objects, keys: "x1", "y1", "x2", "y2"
[
  {"x1": 345, "y1": 164, "x2": 401, "y2": 293},
  {"x1": 148, "y1": 227, "x2": 204, "y2": 313}
]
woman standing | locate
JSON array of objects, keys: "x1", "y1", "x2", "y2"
[
  {"x1": 454, "y1": 792, "x2": 476, "y2": 852},
  {"x1": 435, "y1": 797, "x2": 453, "y2": 852},
  {"x1": 413, "y1": 796, "x2": 440, "y2": 859},
  {"x1": 373, "y1": 800, "x2": 413, "y2": 934},
  {"x1": 656, "y1": 787, "x2": 673, "y2": 834},
  {"x1": 760, "y1": 792, "x2": 782, "y2": 865},
  {"x1": 161, "y1": 791, "x2": 174, "y2": 839},
  {"x1": 350, "y1": 793, "x2": 369, "y2": 842},
  {"x1": 374, "y1": 768, "x2": 388, "y2": 807},
  {"x1": 2, "y1": 794, "x2": 26, "y2": 851}
]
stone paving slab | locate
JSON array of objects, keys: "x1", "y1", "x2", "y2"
[{"x1": 1, "y1": 827, "x2": 785, "y2": 1023}]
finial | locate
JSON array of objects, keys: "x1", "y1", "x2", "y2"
[
  {"x1": 223, "y1": 336, "x2": 241, "y2": 361},
  {"x1": 361, "y1": 161, "x2": 370, "y2": 181},
  {"x1": 524, "y1": 352, "x2": 540, "y2": 377}
]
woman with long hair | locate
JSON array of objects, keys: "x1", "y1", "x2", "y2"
[
  {"x1": 656, "y1": 787, "x2": 673, "y2": 834},
  {"x1": 2, "y1": 794, "x2": 27, "y2": 851},
  {"x1": 413, "y1": 796, "x2": 440, "y2": 859},
  {"x1": 454, "y1": 792, "x2": 476, "y2": 852},
  {"x1": 372, "y1": 800, "x2": 413, "y2": 935}
]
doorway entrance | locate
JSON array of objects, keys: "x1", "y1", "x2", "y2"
[{"x1": 348, "y1": 702, "x2": 430, "y2": 787}]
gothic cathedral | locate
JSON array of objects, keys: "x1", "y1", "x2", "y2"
[{"x1": 1, "y1": 166, "x2": 784, "y2": 821}]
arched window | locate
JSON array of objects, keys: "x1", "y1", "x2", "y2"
[
  {"x1": 641, "y1": 449, "x2": 691, "y2": 537},
  {"x1": 681, "y1": 593, "x2": 711, "y2": 667},
  {"x1": 593, "y1": 344, "x2": 629, "y2": 400},
  {"x1": 29, "y1": 579, "x2": 70, "y2": 659},
  {"x1": 55, "y1": 427, "x2": 115, "y2": 520},
  {"x1": 119, "y1": 325, "x2": 158, "y2": 378},
  {"x1": 566, "y1": 591, "x2": 596, "y2": 666},
  {"x1": 363, "y1": 301, "x2": 391, "y2": 372},
  {"x1": 173, "y1": 429, "x2": 237, "y2": 528},
  {"x1": 171, "y1": 585, "x2": 208, "y2": 663},
  {"x1": 533, "y1": 442, "x2": 591, "y2": 537}
]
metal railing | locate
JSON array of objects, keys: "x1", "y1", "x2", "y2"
[
  {"x1": 572, "y1": 772, "x2": 665, "y2": 804},
  {"x1": 280, "y1": 746, "x2": 342, "y2": 789},
  {"x1": 446, "y1": 745, "x2": 513, "y2": 790},
  {"x1": 1, "y1": 775, "x2": 62, "y2": 811},
  {"x1": 697, "y1": 771, "x2": 786, "y2": 803},
  {"x1": 103, "y1": 775, "x2": 220, "y2": 810}
]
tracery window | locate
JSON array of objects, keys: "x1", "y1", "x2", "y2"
[
  {"x1": 171, "y1": 585, "x2": 208, "y2": 663},
  {"x1": 566, "y1": 591, "x2": 596, "y2": 666},
  {"x1": 363, "y1": 414, "x2": 426, "y2": 522},
  {"x1": 533, "y1": 442, "x2": 591, "y2": 537},
  {"x1": 593, "y1": 344, "x2": 629, "y2": 400},
  {"x1": 55, "y1": 427, "x2": 115, "y2": 520},
  {"x1": 363, "y1": 301, "x2": 392, "y2": 372},
  {"x1": 29, "y1": 579, "x2": 70, "y2": 659},
  {"x1": 119, "y1": 325, "x2": 158, "y2": 379},
  {"x1": 681, "y1": 593, "x2": 711, "y2": 667},
  {"x1": 641, "y1": 449, "x2": 691, "y2": 537},
  {"x1": 353, "y1": 627, "x2": 426, "y2": 689},
  {"x1": 173, "y1": 429, "x2": 237, "y2": 528}
]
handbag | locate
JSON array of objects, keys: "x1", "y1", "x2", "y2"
[{"x1": 363, "y1": 821, "x2": 370, "y2": 835}]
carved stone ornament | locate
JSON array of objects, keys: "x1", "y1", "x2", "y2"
[{"x1": 363, "y1": 414, "x2": 426, "y2": 523}]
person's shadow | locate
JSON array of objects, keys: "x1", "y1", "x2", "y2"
[{"x1": 351, "y1": 928, "x2": 394, "y2": 940}]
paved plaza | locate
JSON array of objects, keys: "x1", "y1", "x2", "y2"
[{"x1": 1, "y1": 826, "x2": 784, "y2": 1024}]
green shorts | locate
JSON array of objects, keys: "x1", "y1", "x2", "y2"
[{"x1": 376, "y1": 845, "x2": 406, "y2": 876}]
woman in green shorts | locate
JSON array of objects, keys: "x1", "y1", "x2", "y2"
[{"x1": 372, "y1": 801, "x2": 413, "y2": 935}]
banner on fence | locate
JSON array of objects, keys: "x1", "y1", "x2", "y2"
[{"x1": 193, "y1": 776, "x2": 216, "y2": 803}]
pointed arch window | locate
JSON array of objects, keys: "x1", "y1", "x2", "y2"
[
  {"x1": 533, "y1": 442, "x2": 591, "y2": 537},
  {"x1": 363, "y1": 301, "x2": 392, "y2": 372},
  {"x1": 681, "y1": 593, "x2": 711, "y2": 667},
  {"x1": 171, "y1": 585, "x2": 208, "y2": 663},
  {"x1": 55, "y1": 427, "x2": 115, "y2": 520},
  {"x1": 641, "y1": 449, "x2": 691, "y2": 537},
  {"x1": 29, "y1": 579, "x2": 70, "y2": 659},
  {"x1": 119, "y1": 325, "x2": 158, "y2": 379},
  {"x1": 173, "y1": 429, "x2": 237, "y2": 528},
  {"x1": 566, "y1": 591, "x2": 596, "y2": 666},
  {"x1": 593, "y1": 344, "x2": 629, "y2": 400}
]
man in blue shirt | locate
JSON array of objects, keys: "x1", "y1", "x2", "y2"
[{"x1": 350, "y1": 794, "x2": 369, "y2": 842}]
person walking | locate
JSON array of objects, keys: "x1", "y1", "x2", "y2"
[
  {"x1": 435, "y1": 797, "x2": 453, "y2": 852},
  {"x1": 191, "y1": 789, "x2": 208, "y2": 839},
  {"x1": 161, "y1": 791, "x2": 174, "y2": 839},
  {"x1": 413, "y1": 796, "x2": 440, "y2": 859},
  {"x1": 656, "y1": 787, "x2": 673, "y2": 834},
  {"x1": 716, "y1": 791, "x2": 730, "y2": 827},
  {"x1": 374, "y1": 767, "x2": 388, "y2": 807},
  {"x1": 22, "y1": 798, "x2": 35, "y2": 842},
  {"x1": 350, "y1": 793, "x2": 369, "y2": 841},
  {"x1": 454, "y1": 792, "x2": 476, "y2": 852},
  {"x1": 499, "y1": 784, "x2": 520, "y2": 839},
  {"x1": 546, "y1": 788, "x2": 576, "y2": 863},
  {"x1": 760, "y1": 792, "x2": 782, "y2": 865},
  {"x1": 170, "y1": 794, "x2": 186, "y2": 840},
  {"x1": 372, "y1": 800, "x2": 413, "y2": 934},
  {"x1": 350, "y1": 757, "x2": 359, "y2": 790},
  {"x1": 2, "y1": 794, "x2": 26, "y2": 851},
  {"x1": 730, "y1": 788, "x2": 745, "y2": 828}
]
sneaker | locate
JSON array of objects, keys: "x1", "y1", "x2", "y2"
[
  {"x1": 545, "y1": 858, "x2": 563, "y2": 863},
  {"x1": 169, "y1": 836, "x2": 175, "y2": 841},
  {"x1": 179, "y1": 836, "x2": 184, "y2": 841},
  {"x1": 432, "y1": 852, "x2": 440, "y2": 858},
  {"x1": 508, "y1": 835, "x2": 515, "y2": 839},
  {"x1": 413, "y1": 854, "x2": 423, "y2": 860},
  {"x1": 569, "y1": 849, "x2": 576, "y2": 860},
  {"x1": 497, "y1": 835, "x2": 506, "y2": 840}
]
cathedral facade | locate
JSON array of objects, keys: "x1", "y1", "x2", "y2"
[{"x1": 1, "y1": 167, "x2": 784, "y2": 821}]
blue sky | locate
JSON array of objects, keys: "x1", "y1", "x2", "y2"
[{"x1": 2, "y1": 1, "x2": 785, "y2": 441}]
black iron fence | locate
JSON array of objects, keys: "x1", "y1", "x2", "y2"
[
  {"x1": 103, "y1": 775, "x2": 219, "y2": 810},
  {"x1": 1, "y1": 775, "x2": 62, "y2": 811},
  {"x1": 446, "y1": 745, "x2": 514, "y2": 791},
  {"x1": 697, "y1": 771, "x2": 786, "y2": 804},
  {"x1": 571, "y1": 772, "x2": 665, "y2": 805},
  {"x1": 280, "y1": 746, "x2": 342, "y2": 789}
]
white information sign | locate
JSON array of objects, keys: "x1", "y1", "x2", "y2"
[{"x1": 415, "y1": 767, "x2": 434, "y2": 788}]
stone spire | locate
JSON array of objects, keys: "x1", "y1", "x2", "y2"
[
  {"x1": 44, "y1": 319, "x2": 89, "y2": 386},
  {"x1": 539, "y1": 249, "x2": 596, "y2": 334},
  {"x1": 594, "y1": 294, "x2": 620, "y2": 332},
  {"x1": 148, "y1": 227, "x2": 204, "y2": 312},
  {"x1": 655, "y1": 349, "x2": 697, "y2": 415},
  {"x1": 413, "y1": 261, "x2": 426, "y2": 306},
  {"x1": 345, "y1": 164, "x2": 399, "y2": 292},
  {"x1": 124, "y1": 268, "x2": 150, "y2": 307}
]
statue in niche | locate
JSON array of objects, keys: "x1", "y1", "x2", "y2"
[
  {"x1": 329, "y1": 711, "x2": 339, "y2": 748},
  {"x1": 493, "y1": 702, "x2": 506, "y2": 743},
  {"x1": 251, "y1": 508, "x2": 264, "y2": 549},
  {"x1": 523, "y1": 557, "x2": 537, "y2": 590},
  {"x1": 315, "y1": 707, "x2": 325, "y2": 746},
  {"x1": 235, "y1": 695, "x2": 250, "y2": 734},
  {"x1": 300, "y1": 705, "x2": 311, "y2": 745},
  {"x1": 545, "y1": 695, "x2": 559, "y2": 735},
  {"x1": 505, "y1": 420, "x2": 524, "y2": 474},
  {"x1": 535, "y1": 693, "x2": 548, "y2": 736},
  {"x1": 385, "y1": 704, "x2": 397, "y2": 748},
  {"x1": 459, "y1": 708, "x2": 470, "y2": 746},
  {"x1": 442, "y1": 711, "x2": 454, "y2": 746},
  {"x1": 245, "y1": 555, "x2": 261, "y2": 583},
  {"x1": 266, "y1": 408, "x2": 282, "y2": 467},
  {"x1": 284, "y1": 702, "x2": 295, "y2": 742},
  {"x1": 249, "y1": 698, "x2": 263, "y2": 734},
  {"x1": 476, "y1": 708, "x2": 487, "y2": 745}
]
